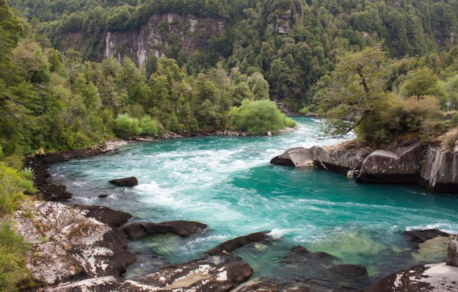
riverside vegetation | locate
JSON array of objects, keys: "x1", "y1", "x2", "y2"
[{"x1": 1, "y1": 0, "x2": 458, "y2": 290}]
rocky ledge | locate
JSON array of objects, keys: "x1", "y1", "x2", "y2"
[
  {"x1": 24, "y1": 141, "x2": 128, "y2": 201},
  {"x1": 15, "y1": 202, "x2": 136, "y2": 285},
  {"x1": 271, "y1": 138, "x2": 458, "y2": 194}
]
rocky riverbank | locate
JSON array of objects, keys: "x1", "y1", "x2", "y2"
[
  {"x1": 271, "y1": 137, "x2": 458, "y2": 194},
  {"x1": 15, "y1": 199, "x2": 458, "y2": 291}
]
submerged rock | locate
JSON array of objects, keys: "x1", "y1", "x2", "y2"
[
  {"x1": 109, "y1": 176, "x2": 139, "y2": 187},
  {"x1": 280, "y1": 246, "x2": 338, "y2": 266},
  {"x1": 207, "y1": 232, "x2": 268, "y2": 255},
  {"x1": 15, "y1": 202, "x2": 136, "y2": 285},
  {"x1": 327, "y1": 264, "x2": 369, "y2": 283},
  {"x1": 74, "y1": 205, "x2": 132, "y2": 227},
  {"x1": 123, "y1": 220, "x2": 208, "y2": 240}
]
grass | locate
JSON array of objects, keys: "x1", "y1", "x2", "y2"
[{"x1": 0, "y1": 161, "x2": 36, "y2": 291}]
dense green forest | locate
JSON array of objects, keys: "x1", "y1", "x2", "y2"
[
  {"x1": 8, "y1": 0, "x2": 458, "y2": 106},
  {"x1": 1, "y1": 0, "x2": 458, "y2": 159}
]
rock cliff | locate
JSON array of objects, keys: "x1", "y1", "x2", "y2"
[{"x1": 57, "y1": 13, "x2": 226, "y2": 67}]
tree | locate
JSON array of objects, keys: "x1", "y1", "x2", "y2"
[
  {"x1": 230, "y1": 99, "x2": 296, "y2": 134},
  {"x1": 401, "y1": 68, "x2": 444, "y2": 98},
  {"x1": 317, "y1": 46, "x2": 393, "y2": 142}
]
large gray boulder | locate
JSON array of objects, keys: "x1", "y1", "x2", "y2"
[
  {"x1": 15, "y1": 202, "x2": 136, "y2": 285},
  {"x1": 420, "y1": 145, "x2": 458, "y2": 193},
  {"x1": 270, "y1": 141, "x2": 372, "y2": 173},
  {"x1": 270, "y1": 147, "x2": 313, "y2": 167},
  {"x1": 356, "y1": 142, "x2": 423, "y2": 184},
  {"x1": 123, "y1": 220, "x2": 208, "y2": 240}
]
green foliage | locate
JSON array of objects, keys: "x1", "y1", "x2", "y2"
[
  {"x1": 114, "y1": 114, "x2": 142, "y2": 138},
  {"x1": 230, "y1": 99, "x2": 296, "y2": 134},
  {"x1": 0, "y1": 222, "x2": 31, "y2": 292},
  {"x1": 139, "y1": 116, "x2": 159, "y2": 136},
  {"x1": 317, "y1": 46, "x2": 393, "y2": 143},
  {"x1": 0, "y1": 162, "x2": 33, "y2": 290},
  {"x1": 0, "y1": 163, "x2": 35, "y2": 216}
]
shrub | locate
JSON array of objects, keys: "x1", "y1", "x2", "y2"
[
  {"x1": 139, "y1": 116, "x2": 159, "y2": 136},
  {"x1": 0, "y1": 163, "x2": 35, "y2": 216},
  {"x1": 0, "y1": 222, "x2": 31, "y2": 291},
  {"x1": 114, "y1": 114, "x2": 142, "y2": 138},
  {"x1": 230, "y1": 100, "x2": 296, "y2": 134}
]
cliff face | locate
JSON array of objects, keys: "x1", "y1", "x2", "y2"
[
  {"x1": 57, "y1": 13, "x2": 226, "y2": 67},
  {"x1": 421, "y1": 145, "x2": 458, "y2": 193}
]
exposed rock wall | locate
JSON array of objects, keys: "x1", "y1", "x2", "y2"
[
  {"x1": 105, "y1": 13, "x2": 224, "y2": 67},
  {"x1": 57, "y1": 14, "x2": 226, "y2": 67},
  {"x1": 420, "y1": 145, "x2": 458, "y2": 193}
]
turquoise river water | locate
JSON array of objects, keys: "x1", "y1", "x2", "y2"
[{"x1": 49, "y1": 118, "x2": 458, "y2": 287}]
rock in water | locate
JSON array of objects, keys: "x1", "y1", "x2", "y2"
[
  {"x1": 270, "y1": 147, "x2": 314, "y2": 167},
  {"x1": 74, "y1": 205, "x2": 132, "y2": 227},
  {"x1": 447, "y1": 235, "x2": 458, "y2": 267},
  {"x1": 327, "y1": 264, "x2": 369, "y2": 283},
  {"x1": 109, "y1": 176, "x2": 138, "y2": 187},
  {"x1": 356, "y1": 142, "x2": 423, "y2": 184},
  {"x1": 403, "y1": 229, "x2": 450, "y2": 246},
  {"x1": 207, "y1": 232, "x2": 268, "y2": 255},
  {"x1": 123, "y1": 221, "x2": 208, "y2": 240}
]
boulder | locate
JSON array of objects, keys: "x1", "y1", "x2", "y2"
[
  {"x1": 327, "y1": 264, "x2": 369, "y2": 283},
  {"x1": 207, "y1": 232, "x2": 268, "y2": 255},
  {"x1": 123, "y1": 220, "x2": 208, "y2": 240},
  {"x1": 98, "y1": 194, "x2": 109, "y2": 198},
  {"x1": 270, "y1": 141, "x2": 373, "y2": 172},
  {"x1": 364, "y1": 263, "x2": 458, "y2": 292},
  {"x1": 311, "y1": 143, "x2": 373, "y2": 174},
  {"x1": 446, "y1": 235, "x2": 458, "y2": 267},
  {"x1": 356, "y1": 142, "x2": 423, "y2": 184},
  {"x1": 270, "y1": 147, "x2": 313, "y2": 167},
  {"x1": 403, "y1": 229, "x2": 450, "y2": 246},
  {"x1": 109, "y1": 176, "x2": 138, "y2": 187},
  {"x1": 280, "y1": 246, "x2": 338, "y2": 266},
  {"x1": 44, "y1": 260, "x2": 254, "y2": 292},
  {"x1": 74, "y1": 205, "x2": 132, "y2": 227},
  {"x1": 420, "y1": 145, "x2": 458, "y2": 193},
  {"x1": 15, "y1": 202, "x2": 136, "y2": 285}
]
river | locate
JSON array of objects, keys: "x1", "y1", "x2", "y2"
[{"x1": 49, "y1": 117, "x2": 458, "y2": 287}]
